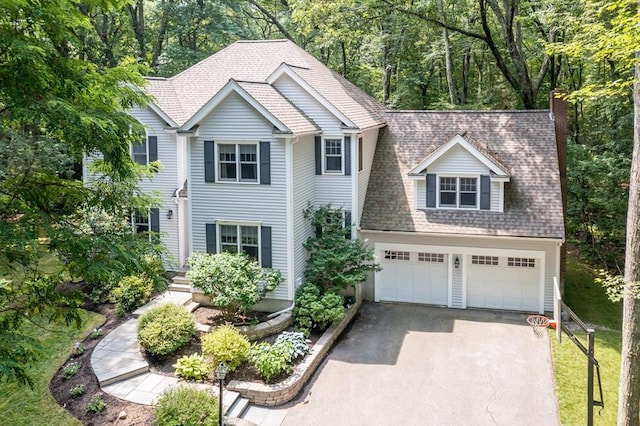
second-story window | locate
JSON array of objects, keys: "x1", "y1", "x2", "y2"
[
  {"x1": 218, "y1": 143, "x2": 258, "y2": 183},
  {"x1": 132, "y1": 140, "x2": 147, "y2": 165},
  {"x1": 324, "y1": 138, "x2": 343, "y2": 173},
  {"x1": 439, "y1": 176, "x2": 478, "y2": 208}
]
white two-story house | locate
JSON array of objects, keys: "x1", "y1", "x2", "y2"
[{"x1": 86, "y1": 39, "x2": 565, "y2": 314}]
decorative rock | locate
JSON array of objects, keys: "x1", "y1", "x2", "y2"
[{"x1": 118, "y1": 411, "x2": 127, "y2": 420}]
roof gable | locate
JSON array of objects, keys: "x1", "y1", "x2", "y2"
[
  {"x1": 182, "y1": 79, "x2": 290, "y2": 133},
  {"x1": 361, "y1": 110, "x2": 565, "y2": 240},
  {"x1": 409, "y1": 134, "x2": 510, "y2": 178},
  {"x1": 267, "y1": 63, "x2": 356, "y2": 129},
  {"x1": 143, "y1": 40, "x2": 387, "y2": 131}
]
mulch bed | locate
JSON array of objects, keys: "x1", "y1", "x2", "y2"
[
  {"x1": 49, "y1": 304, "x2": 154, "y2": 425},
  {"x1": 49, "y1": 302, "x2": 319, "y2": 425}
]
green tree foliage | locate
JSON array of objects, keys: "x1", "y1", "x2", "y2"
[
  {"x1": 186, "y1": 252, "x2": 282, "y2": 320},
  {"x1": 302, "y1": 205, "x2": 379, "y2": 292},
  {"x1": 0, "y1": 0, "x2": 160, "y2": 385}
]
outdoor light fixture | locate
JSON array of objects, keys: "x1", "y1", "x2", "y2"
[
  {"x1": 215, "y1": 362, "x2": 228, "y2": 426},
  {"x1": 167, "y1": 209, "x2": 173, "y2": 219},
  {"x1": 454, "y1": 257, "x2": 460, "y2": 269}
]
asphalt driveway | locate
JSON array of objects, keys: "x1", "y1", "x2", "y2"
[{"x1": 281, "y1": 302, "x2": 559, "y2": 426}]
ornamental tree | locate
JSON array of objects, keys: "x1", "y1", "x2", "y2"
[
  {"x1": 186, "y1": 252, "x2": 282, "y2": 320},
  {"x1": 303, "y1": 204, "x2": 380, "y2": 293}
]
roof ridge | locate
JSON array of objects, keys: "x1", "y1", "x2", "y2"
[{"x1": 386, "y1": 109, "x2": 551, "y2": 114}]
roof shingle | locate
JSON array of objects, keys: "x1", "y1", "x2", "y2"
[
  {"x1": 144, "y1": 40, "x2": 386, "y2": 130},
  {"x1": 360, "y1": 111, "x2": 565, "y2": 239}
]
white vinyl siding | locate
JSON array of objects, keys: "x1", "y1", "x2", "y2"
[
  {"x1": 357, "y1": 129, "x2": 379, "y2": 224},
  {"x1": 292, "y1": 135, "x2": 316, "y2": 288},
  {"x1": 429, "y1": 144, "x2": 488, "y2": 174},
  {"x1": 491, "y1": 181, "x2": 501, "y2": 211},
  {"x1": 129, "y1": 106, "x2": 180, "y2": 269},
  {"x1": 189, "y1": 92, "x2": 289, "y2": 299},
  {"x1": 272, "y1": 74, "x2": 343, "y2": 134}
]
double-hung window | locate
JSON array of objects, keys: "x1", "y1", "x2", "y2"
[
  {"x1": 219, "y1": 224, "x2": 259, "y2": 261},
  {"x1": 439, "y1": 176, "x2": 478, "y2": 208},
  {"x1": 133, "y1": 213, "x2": 149, "y2": 234},
  {"x1": 324, "y1": 138, "x2": 343, "y2": 173},
  {"x1": 132, "y1": 140, "x2": 148, "y2": 165},
  {"x1": 218, "y1": 143, "x2": 258, "y2": 182}
]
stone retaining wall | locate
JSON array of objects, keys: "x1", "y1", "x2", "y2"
[
  {"x1": 227, "y1": 300, "x2": 361, "y2": 406},
  {"x1": 194, "y1": 312, "x2": 292, "y2": 341}
]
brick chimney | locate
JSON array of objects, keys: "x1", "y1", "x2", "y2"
[{"x1": 550, "y1": 89, "x2": 568, "y2": 291}]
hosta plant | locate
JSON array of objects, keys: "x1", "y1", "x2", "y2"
[{"x1": 173, "y1": 353, "x2": 210, "y2": 381}]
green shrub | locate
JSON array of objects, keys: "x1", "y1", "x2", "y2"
[
  {"x1": 249, "y1": 342, "x2": 291, "y2": 383},
  {"x1": 201, "y1": 325, "x2": 249, "y2": 372},
  {"x1": 293, "y1": 283, "x2": 345, "y2": 333},
  {"x1": 275, "y1": 331, "x2": 309, "y2": 361},
  {"x1": 86, "y1": 395, "x2": 107, "y2": 413},
  {"x1": 153, "y1": 385, "x2": 219, "y2": 426},
  {"x1": 173, "y1": 353, "x2": 210, "y2": 381},
  {"x1": 70, "y1": 384, "x2": 85, "y2": 398},
  {"x1": 63, "y1": 362, "x2": 81, "y2": 379},
  {"x1": 137, "y1": 303, "x2": 195, "y2": 356},
  {"x1": 111, "y1": 275, "x2": 154, "y2": 316},
  {"x1": 187, "y1": 252, "x2": 282, "y2": 319}
]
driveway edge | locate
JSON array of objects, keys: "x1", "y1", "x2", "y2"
[{"x1": 227, "y1": 300, "x2": 360, "y2": 406}]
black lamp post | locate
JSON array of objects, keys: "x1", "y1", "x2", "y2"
[{"x1": 215, "y1": 361, "x2": 228, "y2": 426}]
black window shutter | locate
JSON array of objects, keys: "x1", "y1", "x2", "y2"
[
  {"x1": 148, "y1": 136, "x2": 158, "y2": 163},
  {"x1": 261, "y1": 226, "x2": 272, "y2": 268},
  {"x1": 315, "y1": 136, "x2": 322, "y2": 175},
  {"x1": 150, "y1": 208, "x2": 160, "y2": 232},
  {"x1": 204, "y1": 140, "x2": 215, "y2": 182},
  {"x1": 358, "y1": 137, "x2": 363, "y2": 171},
  {"x1": 260, "y1": 141, "x2": 271, "y2": 184},
  {"x1": 206, "y1": 223, "x2": 217, "y2": 254},
  {"x1": 480, "y1": 175, "x2": 491, "y2": 210},
  {"x1": 344, "y1": 136, "x2": 351, "y2": 176},
  {"x1": 426, "y1": 173, "x2": 436, "y2": 207},
  {"x1": 344, "y1": 211, "x2": 352, "y2": 240}
]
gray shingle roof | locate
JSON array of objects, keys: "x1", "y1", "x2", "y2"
[
  {"x1": 145, "y1": 40, "x2": 386, "y2": 130},
  {"x1": 360, "y1": 111, "x2": 565, "y2": 239},
  {"x1": 236, "y1": 81, "x2": 319, "y2": 134}
]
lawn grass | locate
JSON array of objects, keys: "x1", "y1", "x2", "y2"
[
  {"x1": 551, "y1": 254, "x2": 622, "y2": 425},
  {"x1": 0, "y1": 310, "x2": 104, "y2": 426}
]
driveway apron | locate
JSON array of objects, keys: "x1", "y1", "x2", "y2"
[{"x1": 282, "y1": 302, "x2": 559, "y2": 426}]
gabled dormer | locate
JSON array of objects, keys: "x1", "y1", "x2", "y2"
[{"x1": 408, "y1": 133, "x2": 510, "y2": 212}]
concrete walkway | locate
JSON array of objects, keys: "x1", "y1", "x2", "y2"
[{"x1": 89, "y1": 290, "x2": 286, "y2": 425}]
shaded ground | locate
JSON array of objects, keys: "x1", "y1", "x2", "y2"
[
  {"x1": 50, "y1": 304, "x2": 154, "y2": 425},
  {"x1": 50, "y1": 303, "x2": 318, "y2": 424}
]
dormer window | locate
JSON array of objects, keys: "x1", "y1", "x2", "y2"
[{"x1": 439, "y1": 177, "x2": 477, "y2": 208}]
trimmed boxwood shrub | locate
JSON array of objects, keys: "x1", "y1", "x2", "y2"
[
  {"x1": 111, "y1": 275, "x2": 154, "y2": 316},
  {"x1": 293, "y1": 282, "x2": 345, "y2": 334},
  {"x1": 153, "y1": 386, "x2": 219, "y2": 426},
  {"x1": 137, "y1": 303, "x2": 195, "y2": 356},
  {"x1": 201, "y1": 325, "x2": 250, "y2": 372}
]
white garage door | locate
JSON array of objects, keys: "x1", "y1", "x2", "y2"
[
  {"x1": 378, "y1": 250, "x2": 448, "y2": 305},
  {"x1": 467, "y1": 255, "x2": 540, "y2": 312}
]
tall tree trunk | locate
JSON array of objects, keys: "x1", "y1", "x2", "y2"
[
  {"x1": 438, "y1": 0, "x2": 459, "y2": 104},
  {"x1": 129, "y1": 0, "x2": 145, "y2": 61},
  {"x1": 618, "y1": 43, "x2": 640, "y2": 426}
]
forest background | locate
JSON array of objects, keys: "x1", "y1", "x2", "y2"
[{"x1": 81, "y1": 0, "x2": 631, "y2": 271}]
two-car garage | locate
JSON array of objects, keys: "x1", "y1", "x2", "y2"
[{"x1": 375, "y1": 244, "x2": 546, "y2": 314}]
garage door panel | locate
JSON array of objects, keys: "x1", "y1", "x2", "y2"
[
  {"x1": 379, "y1": 253, "x2": 448, "y2": 306},
  {"x1": 467, "y1": 258, "x2": 540, "y2": 312}
]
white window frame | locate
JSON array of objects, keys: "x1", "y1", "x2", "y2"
[
  {"x1": 131, "y1": 139, "x2": 148, "y2": 165},
  {"x1": 322, "y1": 137, "x2": 344, "y2": 174},
  {"x1": 437, "y1": 175, "x2": 479, "y2": 209},
  {"x1": 215, "y1": 142, "x2": 259, "y2": 184},
  {"x1": 216, "y1": 222, "x2": 261, "y2": 262}
]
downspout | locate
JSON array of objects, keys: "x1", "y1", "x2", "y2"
[{"x1": 267, "y1": 300, "x2": 295, "y2": 319}]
